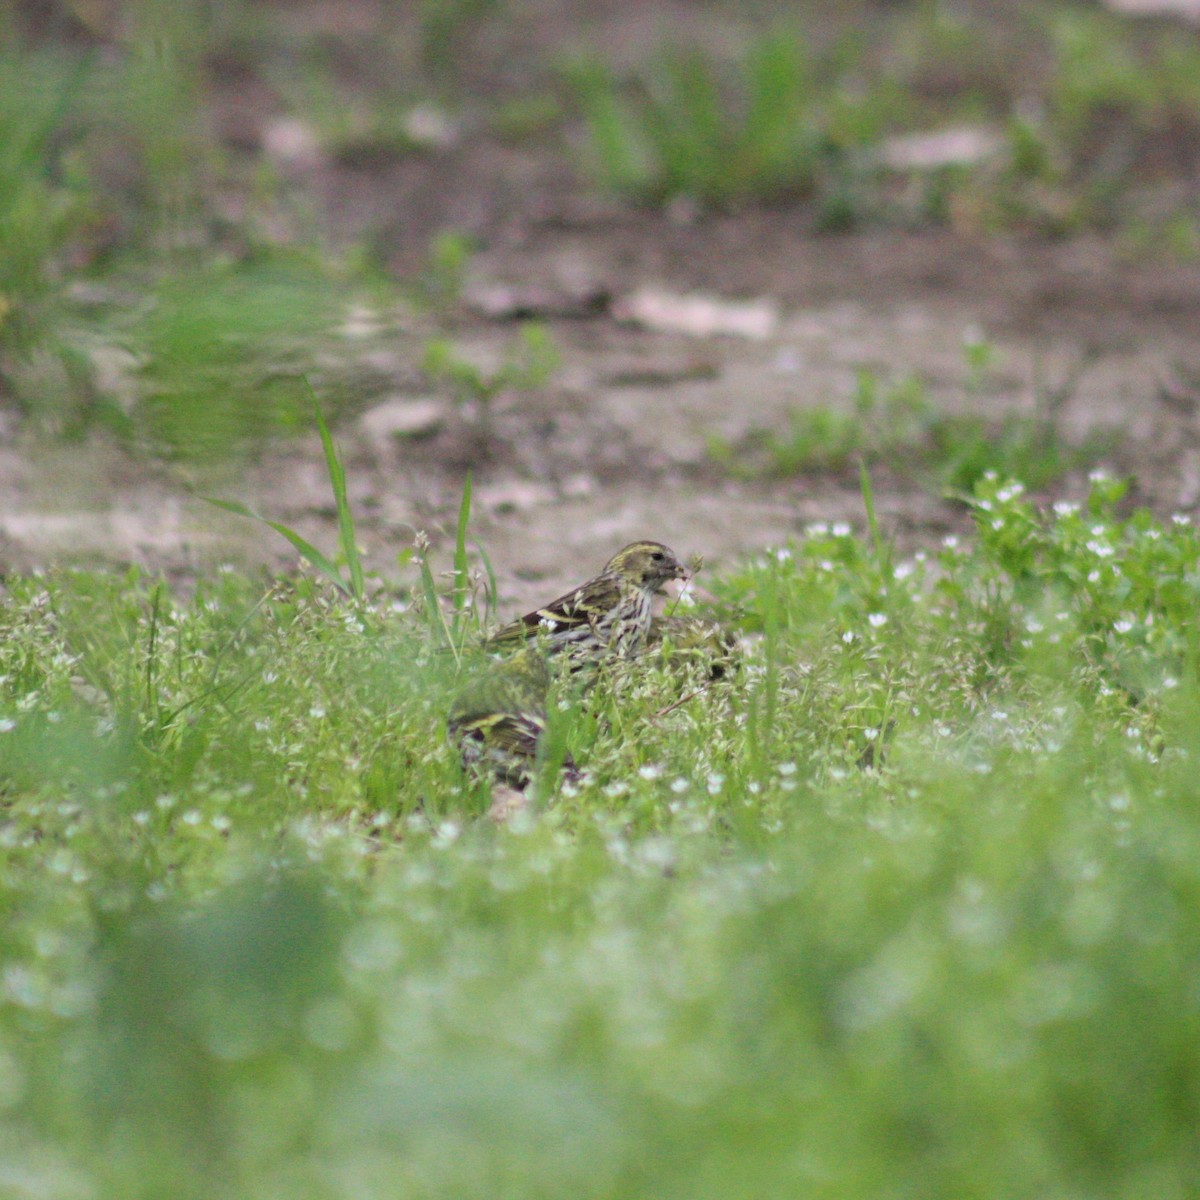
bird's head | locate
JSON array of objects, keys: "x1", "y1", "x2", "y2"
[{"x1": 604, "y1": 541, "x2": 688, "y2": 591}]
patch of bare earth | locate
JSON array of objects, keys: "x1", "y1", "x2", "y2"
[{"x1": 5, "y1": 0, "x2": 1200, "y2": 611}]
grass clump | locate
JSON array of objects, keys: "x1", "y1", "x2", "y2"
[
  {"x1": 565, "y1": 29, "x2": 892, "y2": 216},
  {"x1": 4, "y1": 473, "x2": 1200, "y2": 1195},
  {"x1": 709, "y1": 339, "x2": 1111, "y2": 493}
]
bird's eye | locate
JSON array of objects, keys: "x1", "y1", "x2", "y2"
[{"x1": 650, "y1": 551, "x2": 664, "y2": 561}]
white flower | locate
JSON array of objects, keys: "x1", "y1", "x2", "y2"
[{"x1": 868, "y1": 612, "x2": 888, "y2": 628}]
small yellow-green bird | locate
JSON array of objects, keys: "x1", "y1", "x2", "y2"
[
  {"x1": 488, "y1": 540, "x2": 688, "y2": 664},
  {"x1": 646, "y1": 614, "x2": 739, "y2": 679},
  {"x1": 447, "y1": 646, "x2": 576, "y2": 788}
]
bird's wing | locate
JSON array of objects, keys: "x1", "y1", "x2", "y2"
[
  {"x1": 451, "y1": 710, "x2": 544, "y2": 758},
  {"x1": 490, "y1": 573, "x2": 624, "y2": 643}
]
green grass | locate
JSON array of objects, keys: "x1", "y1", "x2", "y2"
[
  {"x1": 3, "y1": 471, "x2": 1200, "y2": 1196},
  {"x1": 564, "y1": 29, "x2": 893, "y2": 217}
]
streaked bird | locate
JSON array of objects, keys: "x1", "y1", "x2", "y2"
[
  {"x1": 447, "y1": 646, "x2": 576, "y2": 789},
  {"x1": 646, "y1": 614, "x2": 739, "y2": 679},
  {"x1": 489, "y1": 541, "x2": 688, "y2": 664}
]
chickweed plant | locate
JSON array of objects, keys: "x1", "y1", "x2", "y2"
[{"x1": 3, "y1": 458, "x2": 1200, "y2": 1196}]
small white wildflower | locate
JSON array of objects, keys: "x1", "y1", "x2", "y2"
[
  {"x1": 942, "y1": 535, "x2": 959, "y2": 549},
  {"x1": 706, "y1": 773, "x2": 724, "y2": 795},
  {"x1": 212, "y1": 815, "x2": 232, "y2": 832},
  {"x1": 182, "y1": 810, "x2": 202, "y2": 826},
  {"x1": 832, "y1": 522, "x2": 851, "y2": 537},
  {"x1": 868, "y1": 612, "x2": 887, "y2": 628},
  {"x1": 977, "y1": 499, "x2": 993, "y2": 512},
  {"x1": 1088, "y1": 468, "x2": 1110, "y2": 483},
  {"x1": 1113, "y1": 619, "x2": 1133, "y2": 634},
  {"x1": 1024, "y1": 617, "x2": 1043, "y2": 633},
  {"x1": 132, "y1": 811, "x2": 151, "y2": 827},
  {"x1": 433, "y1": 820, "x2": 460, "y2": 846},
  {"x1": 638, "y1": 763, "x2": 663, "y2": 781},
  {"x1": 1172, "y1": 513, "x2": 1190, "y2": 526},
  {"x1": 671, "y1": 777, "x2": 689, "y2": 794},
  {"x1": 309, "y1": 705, "x2": 326, "y2": 719},
  {"x1": 1053, "y1": 501, "x2": 1079, "y2": 517},
  {"x1": 0, "y1": 718, "x2": 14, "y2": 733},
  {"x1": 842, "y1": 630, "x2": 856, "y2": 644},
  {"x1": 263, "y1": 670, "x2": 278, "y2": 684},
  {"x1": 893, "y1": 561, "x2": 915, "y2": 580},
  {"x1": 775, "y1": 547, "x2": 792, "y2": 562},
  {"x1": 778, "y1": 761, "x2": 797, "y2": 776},
  {"x1": 1163, "y1": 676, "x2": 1179, "y2": 690}
]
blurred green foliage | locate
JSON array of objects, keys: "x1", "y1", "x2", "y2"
[{"x1": 3, "y1": 476, "x2": 1200, "y2": 1195}]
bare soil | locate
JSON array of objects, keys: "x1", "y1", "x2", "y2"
[{"x1": 4, "y1": 2, "x2": 1200, "y2": 611}]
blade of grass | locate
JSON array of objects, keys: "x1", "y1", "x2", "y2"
[
  {"x1": 452, "y1": 472, "x2": 473, "y2": 636},
  {"x1": 415, "y1": 541, "x2": 458, "y2": 663},
  {"x1": 472, "y1": 540, "x2": 499, "y2": 628},
  {"x1": 309, "y1": 381, "x2": 364, "y2": 603},
  {"x1": 203, "y1": 498, "x2": 349, "y2": 596},
  {"x1": 859, "y1": 459, "x2": 892, "y2": 580}
]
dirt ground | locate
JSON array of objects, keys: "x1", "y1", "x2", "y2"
[{"x1": 4, "y1": 2, "x2": 1200, "y2": 611}]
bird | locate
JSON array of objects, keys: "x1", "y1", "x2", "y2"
[
  {"x1": 447, "y1": 646, "x2": 577, "y2": 790},
  {"x1": 645, "y1": 614, "x2": 739, "y2": 679},
  {"x1": 487, "y1": 541, "x2": 688, "y2": 664}
]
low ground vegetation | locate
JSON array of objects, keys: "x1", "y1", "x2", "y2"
[{"x1": 2, "y1": 472, "x2": 1199, "y2": 1196}]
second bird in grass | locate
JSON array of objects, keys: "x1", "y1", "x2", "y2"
[
  {"x1": 448, "y1": 646, "x2": 577, "y2": 789},
  {"x1": 488, "y1": 540, "x2": 688, "y2": 664}
]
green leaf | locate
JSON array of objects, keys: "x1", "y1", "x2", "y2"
[
  {"x1": 203, "y1": 498, "x2": 350, "y2": 595},
  {"x1": 309, "y1": 381, "x2": 363, "y2": 603}
]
